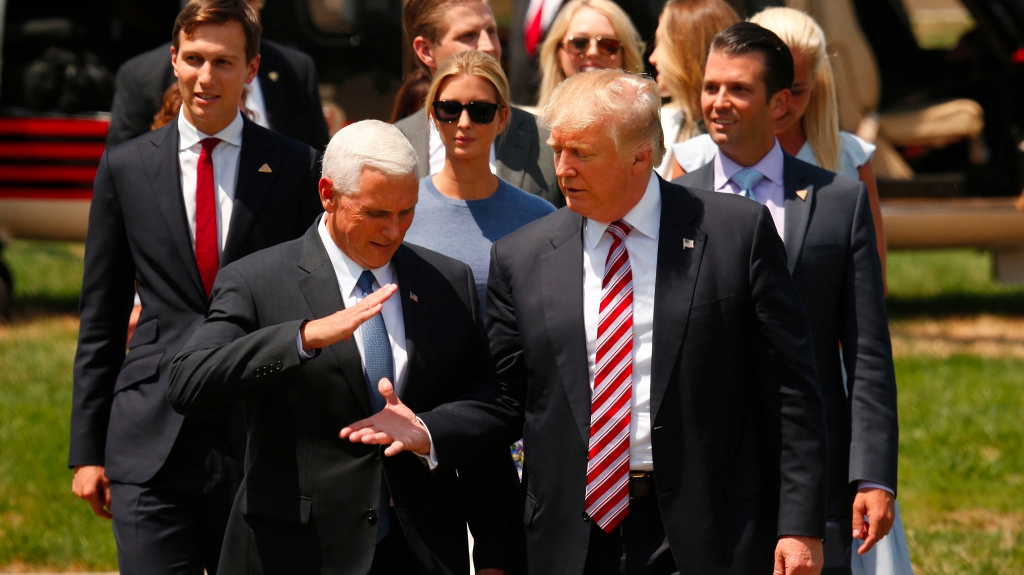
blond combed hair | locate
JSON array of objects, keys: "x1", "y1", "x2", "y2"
[
  {"x1": 750, "y1": 7, "x2": 841, "y2": 173},
  {"x1": 656, "y1": 0, "x2": 738, "y2": 141},
  {"x1": 536, "y1": 0, "x2": 646, "y2": 107},
  {"x1": 424, "y1": 50, "x2": 510, "y2": 131},
  {"x1": 542, "y1": 70, "x2": 665, "y2": 168}
]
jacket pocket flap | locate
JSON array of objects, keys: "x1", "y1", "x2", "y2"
[
  {"x1": 113, "y1": 351, "x2": 164, "y2": 394},
  {"x1": 129, "y1": 317, "x2": 159, "y2": 347},
  {"x1": 243, "y1": 490, "x2": 312, "y2": 524},
  {"x1": 689, "y1": 295, "x2": 735, "y2": 321}
]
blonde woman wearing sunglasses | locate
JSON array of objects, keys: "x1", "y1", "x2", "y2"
[{"x1": 534, "y1": 0, "x2": 645, "y2": 107}]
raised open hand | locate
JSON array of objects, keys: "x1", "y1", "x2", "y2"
[
  {"x1": 340, "y1": 378, "x2": 432, "y2": 456},
  {"x1": 301, "y1": 283, "x2": 397, "y2": 351}
]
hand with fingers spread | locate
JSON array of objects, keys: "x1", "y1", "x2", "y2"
[
  {"x1": 852, "y1": 487, "x2": 895, "y2": 554},
  {"x1": 72, "y1": 464, "x2": 112, "y2": 519},
  {"x1": 300, "y1": 283, "x2": 398, "y2": 351},
  {"x1": 773, "y1": 535, "x2": 822, "y2": 575},
  {"x1": 340, "y1": 378, "x2": 432, "y2": 456}
]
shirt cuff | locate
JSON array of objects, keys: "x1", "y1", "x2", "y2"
[
  {"x1": 414, "y1": 416, "x2": 439, "y2": 470},
  {"x1": 857, "y1": 480, "x2": 894, "y2": 495},
  {"x1": 296, "y1": 323, "x2": 319, "y2": 360}
]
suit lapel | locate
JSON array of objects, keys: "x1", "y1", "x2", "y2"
[
  {"x1": 495, "y1": 109, "x2": 530, "y2": 188},
  {"x1": 541, "y1": 212, "x2": 592, "y2": 444},
  {"x1": 256, "y1": 41, "x2": 287, "y2": 131},
  {"x1": 406, "y1": 111, "x2": 431, "y2": 178},
  {"x1": 686, "y1": 161, "x2": 716, "y2": 191},
  {"x1": 390, "y1": 246, "x2": 425, "y2": 405},
  {"x1": 782, "y1": 154, "x2": 815, "y2": 274},
  {"x1": 223, "y1": 119, "x2": 280, "y2": 264},
  {"x1": 145, "y1": 121, "x2": 208, "y2": 302},
  {"x1": 296, "y1": 224, "x2": 373, "y2": 415},
  {"x1": 650, "y1": 180, "x2": 705, "y2": 424}
]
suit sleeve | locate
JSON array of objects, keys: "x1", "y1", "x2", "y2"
[
  {"x1": 840, "y1": 183, "x2": 899, "y2": 493},
  {"x1": 168, "y1": 265, "x2": 308, "y2": 417},
  {"x1": 69, "y1": 152, "x2": 137, "y2": 467},
  {"x1": 106, "y1": 64, "x2": 154, "y2": 148},
  {"x1": 747, "y1": 204, "x2": 829, "y2": 539}
]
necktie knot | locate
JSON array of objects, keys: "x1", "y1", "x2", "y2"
[
  {"x1": 606, "y1": 220, "x2": 632, "y2": 243},
  {"x1": 732, "y1": 167, "x2": 764, "y2": 199},
  {"x1": 200, "y1": 137, "x2": 220, "y2": 155},
  {"x1": 356, "y1": 269, "x2": 377, "y2": 296}
]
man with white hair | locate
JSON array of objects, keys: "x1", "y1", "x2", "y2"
[
  {"x1": 342, "y1": 71, "x2": 829, "y2": 575},
  {"x1": 168, "y1": 120, "x2": 521, "y2": 575}
]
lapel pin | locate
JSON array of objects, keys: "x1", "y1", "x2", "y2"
[
  {"x1": 796, "y1": 189, "x2": 808, "y2": 201},
  {"x1": 409, "y1": 292, "x2": 419, "y2": 303},
  {"x1": 268, "y1": 71, "x2": 279, "y2": 82},
  {"x1": 683, "y1": 238, "x2": 694, "y2": 249},
  {"x1": 258, "y1": 163, "x2": 272, "y2": 173}
]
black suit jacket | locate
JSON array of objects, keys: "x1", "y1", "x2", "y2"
[
  {"x1": 394, "y1": 106, "x2": 563, "y2": 207},
  {"x1": 677, "y1": 157, "x2": 899, "y2": 568},
  {"x1": 420, "y1": 176, "x2": 829, "y2": 575},
  {"x1": 167, "y1": 226, "x2": 522, "y2": 575},
  {"x1": 105, "y1": 39, "x2": 330, "y2": 151},
  {"x1": 68, "y1": 118, "x2": 322, "y2": 484}
]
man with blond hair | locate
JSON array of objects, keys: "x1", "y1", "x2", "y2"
[{"x1": 343, "y1": 70, "x2": 830, "y2": 575}]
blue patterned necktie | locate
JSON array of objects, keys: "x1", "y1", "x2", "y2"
[
  {"x1": 732, "y1": 167, "x2": 764, "y2": 200},
  {"x1": 356, "y1": 269, "x2": 393, "y2": 542}
]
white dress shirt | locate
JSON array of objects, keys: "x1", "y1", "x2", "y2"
[
  {"x1": 177, "y1": 109, "x2": 244, "y2": 254},
  {"x1": 428, "y1": 119, "x2": 497, "y2": 175},
  {"x1": 308, "y1": 216, "x2": 410, "y2": 393},
  {"x1": 582, "y1": 172, "x2": 661, "y2": 471},
  {"x1": 245, "y1": 76, "x2": 271, "y2": 129},
  {"x1": 713, "y1": 139, "x2": 786, "y2": 237}
]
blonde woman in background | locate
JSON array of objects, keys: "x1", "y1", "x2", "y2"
[
  {"x1": 534, "y1": 0, "x2": 645, "y2": 108},
  {"x1": 648, "y1": 0, "x2": 738, "y2": 178},
  {"x1": 673, "y1": 7, "x2": 888, "y2": 289}
]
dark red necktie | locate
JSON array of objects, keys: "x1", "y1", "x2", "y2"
[
  {"x1": 524, "y1": 4, "x2": 545, "y2": 58},
  {"x1": 195, "y1": 137, "x2": 220, "y2": 297}
]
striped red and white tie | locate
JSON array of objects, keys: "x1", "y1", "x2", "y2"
[{"x1": 585, "y1": 219, "x2": 633, "y2": 533}]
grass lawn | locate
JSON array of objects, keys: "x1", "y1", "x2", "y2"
[{"x1": 0, "y1": 243, "x2": 1022, "y2": 572}]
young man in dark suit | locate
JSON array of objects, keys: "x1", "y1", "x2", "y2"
[
  {"x1": 674, "y1": 23, "x2": 898, "y2": 575},
  {"x1": 68, "y1": 2, "x2": 322, "y2": 573},
  {"x1": 395, "y1": 0, "x2": 562, "y2": 207},
  {"x1": 168, "y1": 120, "x2": 521, "y2": 575},
  {"x1": 343, "y1": 70, "x2": 829, "y2": 575},
  {"x1": 105, "y1": 0, "x2": 329, "y2": 151}
]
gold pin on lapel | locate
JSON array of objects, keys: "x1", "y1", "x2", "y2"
[
  {"x1": 268, "y1": 71, "x2": 279, "y2": 82},
  {"x1": 258, "y1": 163, "x2": 272, "y2": 173},
  {"x1": 796, "y1": 189, "x2": 808, "y2": 201},
  {"x1": 410, "y1": 292, "x2": 419, "y2": 303}
]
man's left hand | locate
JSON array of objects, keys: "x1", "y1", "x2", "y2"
[
  {"x1": 852, "y1": 487, "x2": 895, "y2": 554},
  {"x1": 339, "y1": 378, "x2": 431, "y2": 456},
  {"x1": 773, "y1": 535, "x2": 822, "y2": 575}
]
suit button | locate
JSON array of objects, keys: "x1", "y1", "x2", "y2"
[
  {"x1": 276, "y1": 361, "x2": 282, "y2": 369},
  {"x1": 366, "y1": 509, "x2": 378, "y2": 525},
  {"x1": 582, "y1": 512, "x2": 591, "y2": 522}
]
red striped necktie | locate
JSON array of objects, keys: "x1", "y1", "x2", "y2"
[
  {"x1": 195, "y1": 137, "x2": 220, "y2": 297},
  {"x1": 585, "y1": 219, "x2": 633, "y2": 532}
]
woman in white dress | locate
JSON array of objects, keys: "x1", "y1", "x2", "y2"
[
  {"x1": 647, "y1": 0, "x2": 738, "y2": 178},
  {"x1": 674, "y1": 8, "x2": 910, "y2": 575}
]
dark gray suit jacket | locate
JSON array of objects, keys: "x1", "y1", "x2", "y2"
[
  {"x1": 69, "y1": 118, "x2": 322, "y2": 484},
  {"x1": 394, "y1": 106, "x2": 563, "y2": 207},
  {"x1": 105, "y1": 39, "x2": 330, "y2": 151},
  {"x1": 420, "y1": 177, "x2": 829, "y2": 575},
  {"x1": 676, "y1": 156, "x2": 898, "y2": 570},
  {"x1": 167, "y1": 226, "x2": 522, "y2": 574}
]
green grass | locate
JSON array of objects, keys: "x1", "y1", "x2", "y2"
[{"x1": 2, "y1": 242, "x2": 1024, "y2": 573}]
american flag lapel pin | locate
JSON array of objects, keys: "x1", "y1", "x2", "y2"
[
  {"x1": 683, "y1": 238, "x2": 695, "y2": 249},
  {"x1": 409, "y1": 292, "x2": 419, "y2": 303}
]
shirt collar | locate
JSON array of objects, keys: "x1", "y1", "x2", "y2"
[
  {"x1": 584, "y1": 171, "x2": 662, "y2": 248},
  {"x1": 178, "y1": 108, "x2": 245, "y2": 151},
  {"x1": 714, "y1": 138, "x2": 785, "y2": 190},
  {"x1": 317, "y1": 215, "x2": 395, "y2": 298}
]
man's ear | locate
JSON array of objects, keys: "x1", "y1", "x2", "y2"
[
  {"x1": 769, "y1": 88, "x2": 791, "y2": 121},
  {"x1": 245, "y1": 54, "x2": 261, "y2": 85},
  {"x1": 412, "y1": 36, "x2": 437, "y2": 74},
  {"x1": 170, "y1": 46, "x2": 179, "y2": 78},
  {"x1": 630, "y1": 143, "x2": 653, "y2": 175},
  {"x1": 319, "y1": 177, "x2": 337, "y2": 211}
]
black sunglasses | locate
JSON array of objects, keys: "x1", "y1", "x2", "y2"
[
  {"x1": 561, "y1": 35, "x2": 622, "y2": 58},
  {"x1": 432, "y1": 100, "x2": 501, "y2": 124}
]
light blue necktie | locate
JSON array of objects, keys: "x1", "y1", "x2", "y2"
[
  {"x1": 732, "y1": 167, "x2": 764, "y2": 200},
  {"x1": 356, "y1": 269, "x2": 392, "y2": 542}
]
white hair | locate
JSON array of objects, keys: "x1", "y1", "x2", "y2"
[{"x1": 321, "y1": 120, "x2": 419, "y2": 196}]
